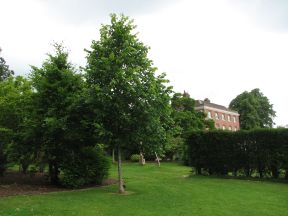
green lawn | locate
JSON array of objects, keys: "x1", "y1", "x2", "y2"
[{"x1": 0, "y1": 162, "x2": 287, "y2": 216}]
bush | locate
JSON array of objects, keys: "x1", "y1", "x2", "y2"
[
  {"x1": 130, "y1": 154, "x2": 140, "y2": 162},
  {"x1": 61, "y1": 170, "x2": 86, "y2": 188},
  {"x1": 61, "y1": 145, "x2": 110, "y2": 188}
]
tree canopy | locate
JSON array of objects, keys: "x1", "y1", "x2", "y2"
[
  {"x1": 171, "y1": 92, "x2": 214, "y2": 135},
  {"x1": 229, "y1": 88, "x2": 276, "y2": 130},
  {"x1": 0, "y1": 48, "x2": 14, "y2": 81},
  {"x1": 0, "y1": 76, "x2": 34, "y2": 174},
  {"x1": 0, "y1": 76, "x2": 25, "y2": 175}
]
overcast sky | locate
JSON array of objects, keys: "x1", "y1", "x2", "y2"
[{"x1": 1, "y1": 0, "x2": 288, "y2": 126}]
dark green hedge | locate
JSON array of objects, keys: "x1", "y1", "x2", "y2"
[{"x1": 187, "y1": 129, "x2": 288, "y2": 179}]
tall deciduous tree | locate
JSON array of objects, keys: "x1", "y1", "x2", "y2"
[
  {"x1": 229, "y1": 88, "x2": 276, "y2": 130},
  {"x1": 85, "y1": 14, "x2": 172, "y2": 193},
  {"x1": 0, "y1": 48, "x2": 14, "y2": 81}
]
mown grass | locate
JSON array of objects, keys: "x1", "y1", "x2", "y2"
[{"x1": 0, "y1": 162, "x2": 287, "y2": 216}]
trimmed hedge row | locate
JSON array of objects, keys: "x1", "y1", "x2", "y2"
[{"x1": 187, "y1": 129, "x2": 288, "y2": 179}]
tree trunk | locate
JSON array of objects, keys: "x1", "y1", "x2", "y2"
[
  {"x1": 21, "y1": 162, "x2": 29, "y2": 174},
  {"x1": 112, "y1": 148, "x2": 115, "y2": 164},
  {"x1": 53, "y1": 163, "x2": 59, "y2": 184},
  {"x1": 233, "y1": 168, "x2": 238, "y2": 177},
  {"x1": 196, "y1": 166, "x2": 202, "y2": 175},
  {"x1": 285, "y1": 169, "x2": 288, "y2": 180},
  {"x1": 258, "y1": 162, "x2": 264, "y2": 178},
  {"x1": 0, "y1": 151, "x2": 6, "y2": 176},
  {"x1": 117, "y1": 146, "x2": 125, "y2": 194},
  {"x1": 222, "y1": 166, "x2": 228, "y2": 176},
  {"x1": 49, "y1": 162, "x2": 59, "y2": 185},
  {"x1": 271, "y1": 166, "x2": 279, "y2": 179},
  {"x1": 208, "y1": 168, "x2": 213, "y2": 175},
  {"x1": 49, "y1": 163, "x2": 53, "y2": 183},
  {"x1": 0, "y1": 166, "x2": 4, "y2": 177},
  {"x1": 259, "y1": 169, "x2": 263, "y2": 178},
  {"x1": 244, "y1": 166, "x2": 251, "y2": 177},
  {"x1": 39, "y1": 163, "x2": 44, "y2": 173}
]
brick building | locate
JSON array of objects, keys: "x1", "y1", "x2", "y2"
[{"x1": 195, "y1": 98, "x2": 240, "y2": 131}]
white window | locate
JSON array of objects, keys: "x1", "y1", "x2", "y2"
[
  {"x1": 207, "y1": 111, "x2": 211, "y2": 119},
  {"x1": 229, "y1": 126, "x2": 232, "y2": 131},
  {"x1": 215, "y1": 113, "x2": 219, "y2": 120},
  {"x1": 222, "y1": 126, "x2": 225, "y2": 130},
  {"x1": 233, "y1": 117, "x2": 236, "y2": 123},
  {"x1": 228, "y1": 115, "x2": 231, "y2": 122},
  {"x1": 222, "y1": 114, "x2": 225, "y2": 121},
  {"x1": 234, "y1": 127, "x2": 237, "y2": 131}
]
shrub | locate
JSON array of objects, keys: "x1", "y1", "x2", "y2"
[
  {"x1": 61, "y1": 145, "x2": 110, "y2": 188},
  {"x1": 130, "y1": 154, "x2": 140, "y2": 162},
  {"x1": 61, "y1": 170, "x2": 86, "y2": 189}
]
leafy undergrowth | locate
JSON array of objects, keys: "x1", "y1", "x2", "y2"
[{"x1": 0, "y1": 162, "x2": 287, "y2": 216}]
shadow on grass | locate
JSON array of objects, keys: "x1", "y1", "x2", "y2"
[{"x1": 188, "y1": 174, "x2": 288, "y2": 184}]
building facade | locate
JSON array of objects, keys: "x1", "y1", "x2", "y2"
[{"x1": 195, "y1": 98, "x2": 240, "y2": 131}]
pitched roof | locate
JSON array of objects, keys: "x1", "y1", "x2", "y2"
[{"x1": 195, "y1": 99, "x2": 238, "y2": 114}]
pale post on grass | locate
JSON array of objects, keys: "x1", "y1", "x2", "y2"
[
  {"x1": 139, "y1": 141, "x2": 145, "y2": 165},
  {"x1": 155, "y1": 152, "x2": 161, "y2": 167},
  {"x1": 139, "y1": 153, "x2": 145, "y2": 165}
]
